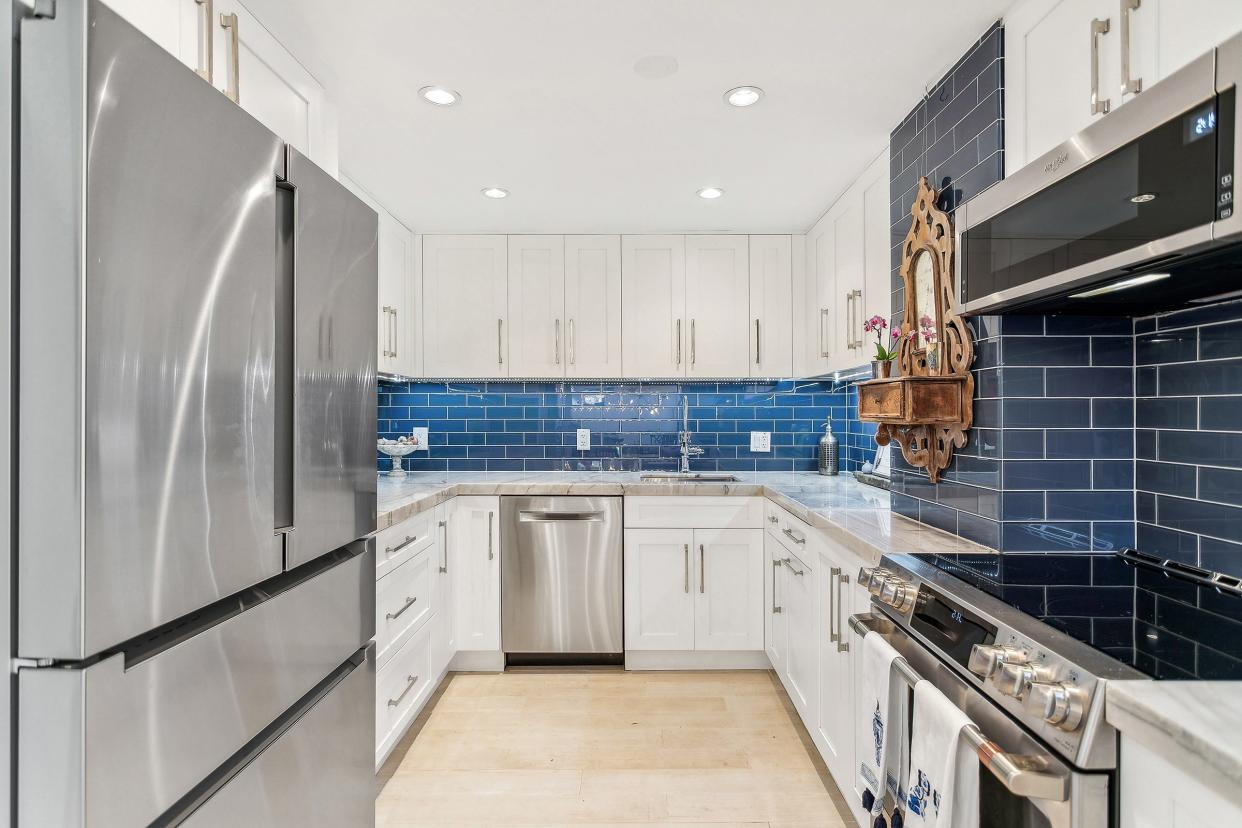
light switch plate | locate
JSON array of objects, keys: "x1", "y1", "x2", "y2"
[
  {"x1": 576, "y1": 428, "x2": 591, "y2": 450},
  {"x1": 412, "y1": 426, "x2": 429, "y2": 451},
  {"x1": 750, "y1": 431, "x2": 771, "y2": 452}
]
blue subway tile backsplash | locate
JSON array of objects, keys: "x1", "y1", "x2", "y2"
[{"x1": 378, "y1": 379, "x2": 879, "y2": 474}]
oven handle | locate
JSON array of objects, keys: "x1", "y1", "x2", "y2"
[{"x1": 848, "y1": 613, "x2": 1071, "y2": 803}]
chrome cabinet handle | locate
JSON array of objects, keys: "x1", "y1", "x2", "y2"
[
  {"x1": 690, "y1": 319, "x2": 696, "y2": 367},
  {"x1": 381, "y1": 305, "x2": 393, "y2": 357},
  {"x1": 782, "y1": 527, "x2": 805, "y2": 545},
  {"x1": 1090, "y1": 17, "x2": 1112, "y2": 116},
  {"x1": 819, "y1": 308, "x2": 830, "y2": 358},
  {"x1": 1120, "y1": 0, "x2": 1142, "y2": 95},
  {"x1": 850, "y1": 289, "x2": 863, "y2": 348},
  {"x1": 385, "y1": 534, "x2": 418, "y2": 554},
  {"x1": 554, "y1": 318, "x2": 561, "y2": 365},
  {"x1": 219, "y1": 11, "x2": 239, "y2": 103},
  {"x1": 699, "y1": 543, "x2": 705, "y2": 594},
  {"x1": 829, "y1": 566, "x2": 840, "y2": 642},
  {"x1": 387, "y1": 675, "x2": 418, "y2": 707},
  {"x1": 845, "y1": 292, "x2": 853, "y2": 350},
  {"x1": 487, "y1": 510, "x2": 494, "y2": 560},
  {"x1": 755, "y1": 319, "x2": 761, "y2": 366},
  {"x1": 675, "y1": 319, "x2": 682, "y2": 366},
  {"x1": 684, "y1": 543, "x2": 690, "y2": 594},
  {"x1": 391, "y1": 307, "x2": 398, "y2": 358},
  {"x1": 836, "y1": 571, "x2": 850, "y2": 653},
  {"x1": 781, "y1": 557, "x2": 804, "y2": 576},
  {"x1": 194, "y1": 0, "x2": 213, "y2": 82},
  {"x1": 767, "y1": 515, "x2": 778, "y2": 524},
  {"x1": 497, "y1": 319, "x2": 504, "y2": 365},
  {"x1": 568, "y1": 318, "x2": 576, "y2": 365},
  {"x1": 771, "y1": 559, "x2": 782, "y2": 613},
  {"x1": 438, "y1": 519, "x2": 447, "y2": 573},
  {"x1": 385, "y1": 595, "x2": 418, "y2": 621}
]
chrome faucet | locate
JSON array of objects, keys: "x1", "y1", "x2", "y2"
[{"x1": 679, "y1": 397, "x2": 704, "y2": 473}]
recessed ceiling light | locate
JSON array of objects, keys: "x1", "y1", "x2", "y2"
[
  {"x1": 1129, "y1": 192, "x2": 1158, "y2": 203},
  {"x1": 1069, "y1": 272, "x2": 1169, "y2": 299},
  {"x1": 697, "y1": 187, "x2": 725, "y2": 199},
  {"x1": 481, "y1": 187, "x2": 509, "y2": 199},
  {"x1": 724, "y1": 86, "x2": 764, "y2": 107},
  {"x1": 419, "y1": 86, "x2": 461, "y2": 106}
]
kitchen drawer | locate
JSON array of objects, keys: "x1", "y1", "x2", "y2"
[
  {"x1": 375, "y1": 509, "x2": 436, "y2": 579},
  {"x1": 766, "y1": 503, "x2": 816, "y2": 555},
  {"x1": 376, "y1": 620, "x2": 432, "y2": 762},
  {"x1": 624, "y1": 496, "x2": 763, "y2": 529},
  {"x1": 376, "y1": 546, "x2": 434, "y2": 668}
]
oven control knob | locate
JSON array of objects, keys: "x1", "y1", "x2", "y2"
[
  {"x1": 878, "y1": 578, "x2": 915, "y2": 612},
  {"x1": 968, "y1": 644, "x2": 1027, "y2": 679},
  {"x1": 994, "y1": 662, "x2": 1050, "y2": 699},
  {"x1": 865, "y1": 569, "x2": 891, "y2": 597},
  {"x1": 1030, "y1": 682, "x2": 1088, "y2": 731}
]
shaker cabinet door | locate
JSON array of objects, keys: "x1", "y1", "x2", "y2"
[
  {"x1": 685, "y1": 235, "x2": 751, "y2": 377},
  {"x1": 565, "y1": 235, "x2": 623, "y2": 377},
  {"x1": 423, "y1": 235, "x2": 509, "y2": 377},
  {"x1": 624, "y1": 529, "x2": 696, "y2": 650},
  {"x1": 622, "y1": 235, "x2": 686, "y2": 377},
  {"x1": 692, "y1": 528, "x2": 764, "y2": 651},
  {"x1": 748, "y1": 235, "x2": 793, "y2": 377},
  {"x1": 507, "y1": 235, "x2": 566, "y2": 377}
]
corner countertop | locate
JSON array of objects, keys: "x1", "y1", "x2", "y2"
[
  {"x1": 375, "y1": 471, "x2": 991, "y2": 566},
  {"x1": 1107, "y1": 680, "x2": 1242, "y2": 792}
]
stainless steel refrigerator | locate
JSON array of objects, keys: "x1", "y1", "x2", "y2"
[{"x1": 14, "y1": 2, "x2": 378, "y2": 824}]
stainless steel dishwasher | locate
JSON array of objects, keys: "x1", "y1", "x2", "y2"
[{"x1": 500, "y1": 496, "x2": 623, "y2": 662}]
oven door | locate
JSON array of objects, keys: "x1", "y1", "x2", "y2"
[{"x1": 852, "y1": 612, "x2": 1113, "y2": 828}]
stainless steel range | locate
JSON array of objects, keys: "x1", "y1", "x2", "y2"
[{"x1": 854, "y1": 554, "x2": 1148, "y2": 828}]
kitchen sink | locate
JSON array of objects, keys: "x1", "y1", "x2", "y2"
[{"x1": 638, "y1": 473, "x2": 740, "y2": 483}]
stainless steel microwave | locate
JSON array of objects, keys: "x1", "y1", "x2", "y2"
[{"x1": 955, "y1": 32, "x2": 1242, "y2": 316}]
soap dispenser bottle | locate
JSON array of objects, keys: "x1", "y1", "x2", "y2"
[{"x1": 818, "y1": 419, "x2": 839, "y2": 476}]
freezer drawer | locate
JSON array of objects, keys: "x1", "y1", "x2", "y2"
[
  {"x1": 17, "y1": 542, "x2": 374, "y2": 828},
  {"x1": 501, "y1": 496, "x2": 623, "y2": 654},
  {"x1": 178, "y1": 647, "x2": 375, "y2": 828}
]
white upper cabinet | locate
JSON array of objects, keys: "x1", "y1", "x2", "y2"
[
  {"x1": 564, "y1": 235, "x2": 623, "y2": 377},
  {"x1": 861, "y1": 154, "x2": 892, "y2": 337},
  {"x1": 622, "y1": 235, "x2": 686, "y2": 378},
  {"x1": 1005, "y1": 0, "x2": 1242, "y2": 174},
  {"x1": 212, "y1": 0, "x2": 338, "y2": 175},
  {"x1": 103, "y1": 0, "x2": 205, "y2": 73},
  {"x1": 685, "y1": 236, "x2": 751, "y2": 377},
  {"x1": 748, "y1": 236, "x2": 794, "y2": 377},
  {"x1": 507, "y1": 236, "x2": 566, "y2": 378},
  {"x1": 423, "y1": 235, "x2": 508, "y2": 377}
]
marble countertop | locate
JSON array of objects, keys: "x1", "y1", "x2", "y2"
[
  {"x1": 1107, "y1": 680, "x2": 1242, "y2": 790},
  {"x1": 375, "y1": 471, "x2": 991, "y2": 564}
]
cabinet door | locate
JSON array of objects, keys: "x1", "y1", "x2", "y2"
[
  {"x1": 782, "y1": 550, "x2": 817, "y2": 722},
  {"x1": 764, "y1": 536, "x2": 788, "y2": 673},
  {"x1": 748, "y1": 235, "x2": 793, "y2": 377},
  {"x1": 849, "y1": 578, "x2": 872, "y2": 814},
  {"x1": 431, "y1": 501, "x2": 455, "y2": 677},
  {"x1": 212, "y1": 0, "x2": 337, "y2": 175},
  {"x1": 1005, "y1": 0, "x2": 1117, "y2": 174},
  {"x1": 1127, "y1": 0, "x2": 1242, "y2": 95},
  {"x1": 423, "y1": 235, "x2": 508, "y2": 377},
  {"x1": 832, "y1": 197, "x2": 866, "y2": 370},
  {"x1": 806, "y1": 222, "x2": 836, "y2": 375},
  {"x1": 565, "y1": 235, "x2": 622, "y2": 377},
  {"x1": 624, "y1": 529, "x2": 695, "y2": 650},
  {"x1": 815, "y1": 551, "x2": 852, "y2": 790},
  {"x1": 861, "y1": 151, "x2": 893, "y2": 338},
  {"x1": 622, "y1": 235, "x2": 686, "y2": 377},
  {"x1": 379, "y1": 212, "x2": 414, "y2": 376},
  {"x1": 104, "y1": 0, "x2": 204, "y2": 72},
  {"x1": 685, "y1": 235, "x2": 751, "y2": 377},
  {"x1": 507, "y1": 236, "x2": 566, "y2": 377},
  {"x1": 693, "y1": 528, "x2": 764, "y2": 651},
  {"x1": 451, "y1": 497, "x2": 500, "y2": 651}
]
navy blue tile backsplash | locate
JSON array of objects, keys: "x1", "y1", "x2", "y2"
[{"x1": 378, "y1": 380, "x2": 879, "y2": 474}]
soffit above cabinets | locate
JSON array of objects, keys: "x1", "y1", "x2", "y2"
[{"x1": 234, "y1": 0, "x2": 1010, "y2": 233}]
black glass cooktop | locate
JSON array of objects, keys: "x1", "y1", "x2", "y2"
[{"x1": 911, "y1": 549, "x2": 1242, "y2": 680}]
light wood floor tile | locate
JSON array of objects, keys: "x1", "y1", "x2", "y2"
[{"x1": 377, "y1": 668, "x2": 856, "y2": 826}]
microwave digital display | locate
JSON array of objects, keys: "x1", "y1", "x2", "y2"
[{"x1": 1186, "y1": 103, "x2": 1217, "y2": 143}]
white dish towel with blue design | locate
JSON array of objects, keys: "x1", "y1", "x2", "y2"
[
  {"x1": 905, "y1": 679, "x2": 979, "y2": 828},
  {"x1": 857, "y1": 631, "x2": 906, "y2": 818}
]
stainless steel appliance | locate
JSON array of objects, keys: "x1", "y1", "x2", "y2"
[
  {"x1": 14, "y1": 2, "x2": 377, "y2": 824},
  {"x1": 854, "y1": 555, "x2": 1147, "y2": 828},
  {"x1": 501, "y1": 496, "x2": 623, "y2": 660},
  {"x1": 956, "y1": 30, "x2": 1242, "y2": 316}
]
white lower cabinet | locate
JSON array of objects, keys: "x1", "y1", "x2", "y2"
[
  {"x1": 430, "y1": 500, "x2": 455, "y2": 680},
  {"x1": 375, "y1": 621, "x2": 432, "y2": 764},
  {"x1": 693, "y1": 528, "x2": 764, "y2": 650},
  {"x1": 816, "y1": 539, "x2": 866, "y2": 801},
  {"x1": 375, "y1": 546, "x2": 433, "y2": 668},
  {"x1": 624, "y1": 528, "x2": 696, "y2": 650},
  {"x1": 764, "y1": 536, "x2": 788, "y2": 674},
  {"x1": 1120, "y1": 732, "x2": 1242, "y2": 826},
  {"x1": 451, "y1": 496, "x2": 501, "y2": 652}
]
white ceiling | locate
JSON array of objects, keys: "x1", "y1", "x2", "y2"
[{"x1": 245, "y1": 1, "x2": 1011, "y2": 234}]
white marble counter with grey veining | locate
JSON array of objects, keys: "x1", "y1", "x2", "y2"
[
  {"x1": 1107, "y1": 680, "x2": 1242, "y2": 790},
  {"x1": 375, "y1": 471, "x2": 992, "y2": 565}
]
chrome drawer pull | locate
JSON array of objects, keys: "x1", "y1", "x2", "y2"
[
  {"x1": 771, "y1": 558, "x2": 782, "y2": 613},
  {"x1": 387, "y1": 675, "x2": 418, "y2": 707},
  {"x1": 782, "y1": 527, "x2": 806, "y2": 545},
  {"x1": 386, "y1": 534, "x2": 418, "y2": 554},
  {"x1": 386, "y1": 596, "x2": 418, "y2": 621},
  {"x1": 781, "y1": 557, "x2": 804, "y2": 576},
  {"x1": 768, "y1": 514, "x2": 778, "y2": 524}
]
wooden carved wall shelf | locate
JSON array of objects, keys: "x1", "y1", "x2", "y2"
[{"x1": 857, "y1": 177, "x2": 974, "y2": 483}]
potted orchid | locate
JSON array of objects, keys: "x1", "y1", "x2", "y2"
[{"x1": 863, "y1": 315, "x2": 901, "y2": 378}]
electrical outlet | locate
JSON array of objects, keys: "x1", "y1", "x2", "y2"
[
  {"x1": 750, "y1": 431, "x2": 771, "y2": 452},
  {"x1": 412, "y1": 427, "x2": 429, "y2": 451},
  {"x1": 576, "y1": 428, "x2": 591, "y2": 450}
]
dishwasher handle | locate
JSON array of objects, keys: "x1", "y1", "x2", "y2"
[{"x1": 517, "y1": 510, "x2": 606, "y2": 522}]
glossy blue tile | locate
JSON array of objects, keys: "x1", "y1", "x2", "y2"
[
  {"x1": 1092, "y1": 522, "x2": 1135, "y2": 551},
  {"x1": 1159, "y1": 358, "x2": 1242, "y2": 396},
  {"x1": 1045, "y1": 429, "x2": 1132, "y2": 460},
  {"x1": 999, "y1": 367, "x2": 1043, "y2": 397},
  {"x1": 1200, "y1": 397, "x2": 1242, "y2": 431},
  {"x1": 1160, "y1": 430, "x2": 1242, "y2": 468},
  {"x1": 1093, "y1": 460, "x2": 1134, "y2": 489},
  {"x1": 1136, "y1": 330, "x2": 1197, "y2": 365},
  {"x1": 1002, "y1": 398, "x2": 1090, "y2": 428},
  {"x1": 1045, "y1": 490, "x2": 1133, "y2": 521},
  {"x1": 1157, "y1": 495, "x2": 1242, "y2": 543},
  {"x1": 1002, "y1": 522, "x2": 1092, "y2": 552},
  {"x1": 1090, "y1": 336, "x2": 1133, "y2": 366},
  {"x1": 1001, "y1": 491, "x2": 1045, "y2": 520},
  {"x1": 1003, "y1": 336, "x2": 1090, "y2": 366},
  {"x1": 1002, "y1": 430, "x2": 1044, "y2": 459},
  {"x1": 1092, "y1": 398, "x2": 1133, "y2": 428},
  {"x1": 1137, "y1": 461, "x2": 1196, "y2": 497},
  {"x1": 1136, "y1": 397, "x2": 1197, "y2": 429},
  {"x1": 1200, "y1": 466, "x2": 1242, "y2": 507},
  {"x1": 1003, "y1": 460, "x2": 1092, "y2": 490},
  {"x1": 1045, "y1": 367, "x2": 1132, "y2": 398}
]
